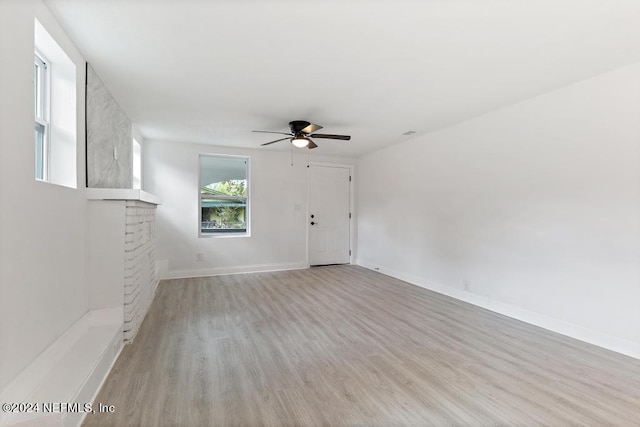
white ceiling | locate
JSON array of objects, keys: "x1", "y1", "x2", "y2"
[{"x1": 45, "y1": 0, "x2": 640, "y2": 157}]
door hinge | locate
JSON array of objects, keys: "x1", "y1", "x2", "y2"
[
  {"x1": 349, "y1": 212, "x2": 352, "y2": 219},
  {"x1": 349, "y1": 250, "x2": 352, "y2": 256},
  {"x1": 349, "y1": 175, "x2": 352, "y2": 182}
]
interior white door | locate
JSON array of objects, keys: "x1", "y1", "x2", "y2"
[{"x1": 308, "y1": 165, "x2": 351, "y2": 266}]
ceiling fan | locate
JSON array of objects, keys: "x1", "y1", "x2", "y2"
[{"x1": 253, "y1": 120, "x2": 351, "y2": 149}]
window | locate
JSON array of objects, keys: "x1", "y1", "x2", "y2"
[
  {"x1": 34, "y1": 18, "x2": 77, "y2": 188},
  {"x1": 132, "y1": 137, "x2": 142, "y2": 189},
  {"x1": 199, "y1": 154, "x2": 250, "y2": 236},
  {"x1": 34, "y1": 52, "x2": 49, "y2": 181}
]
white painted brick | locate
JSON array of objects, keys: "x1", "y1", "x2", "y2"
[{"x1": 120, "y1": 202, "x2": 157, "y2": 343}]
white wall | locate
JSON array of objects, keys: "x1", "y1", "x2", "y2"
[
  {"x1": 0, "y1": 0, "x2": 88, "y2": 392},
  {"x1": 87, "y1": 201, "x2": 126, "y2": 311},
  {"x1": 357, "y1": 62, "x2": 640, "y2": 355},
  {"x1": 144, "y1": 140, "x2": 354, "y2": 278}
]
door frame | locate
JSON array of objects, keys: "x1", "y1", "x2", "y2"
[{"x1": 306, "y1": 162, "x2": 355, "y2": 266}]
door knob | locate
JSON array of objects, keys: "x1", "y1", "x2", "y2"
[
  {"x1": 310, "y1": 221, "x2": 316, "y2": 225},
  {"x1": 310, "y1": 214, "x2": 315, "y2": 218}
]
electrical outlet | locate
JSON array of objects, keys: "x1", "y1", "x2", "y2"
[{"x1": 196, "y1": 253, "x2": 203, "y2": 262}]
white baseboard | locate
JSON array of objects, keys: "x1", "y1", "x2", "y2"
[
  {"x1": 163, "y1": 262, "x2": 309, "y2": 280},
  {"x1": 0, "y1": 308, "x2": 123, "y2": 427},
  {"x1": 356, "y1": 259, "x2": 640, "y2": 360}
]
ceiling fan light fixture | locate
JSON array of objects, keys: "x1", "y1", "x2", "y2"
[{"x1": 291, "y1": 136, "x2": 310, "y2": 148}]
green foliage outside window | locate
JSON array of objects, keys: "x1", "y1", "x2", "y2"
[{"x1": 201, "y1": 180, "x2": 247, "y2": 230}]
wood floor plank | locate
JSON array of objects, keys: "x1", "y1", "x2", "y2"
[{"x1": 84, "y1": 266, "x2": 640, "y2": 426}]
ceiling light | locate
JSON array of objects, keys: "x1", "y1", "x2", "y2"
[{"x1": 291, "y1": 137, "x2": 310, "y2": 148}]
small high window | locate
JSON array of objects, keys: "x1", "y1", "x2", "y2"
[
  {"x1": 34, "y1": 18, "x2": 77, "y2": 188},
  {"x1": 199, "y1": 154, "x2": 250, "y2": 236},
  {"x1": 133, "y1": 137, "x2": 142, "y2": 189}
]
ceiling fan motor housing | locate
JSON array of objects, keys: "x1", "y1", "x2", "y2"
[{"x1": 289, "y1": 120, "x2": 311, "y2": 135}]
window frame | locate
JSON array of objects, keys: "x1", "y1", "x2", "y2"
[
  {"x1": 34, "y1": 51, "x2": 50, "y2": 181},
  {"x1": 198, "y1": 153, "x2": 251, "y2": 238}
]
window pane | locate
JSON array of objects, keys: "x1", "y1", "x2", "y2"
[
  {"x1": 34, "y1": 62, "x2": 39, "y2": 117},
  {"x1": 133, "y1": 138, "x2": 142, "y2": 189},
  {"x1": 34, "y1": 55, "x2": 45, "y2": 120},
  {"x1": 200, "y1": 155, "x2": 249, "y2": 234},
  {"x1": 35, "y1": 123, "x2": 45, "y2": 180}
]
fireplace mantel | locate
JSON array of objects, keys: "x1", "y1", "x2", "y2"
[{"x1": 86, "y1": 188, "x2": 161, "y2": 205}]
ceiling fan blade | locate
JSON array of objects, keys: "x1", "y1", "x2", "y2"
[
  {"x1": 309, "y1": 133, "x2": 351, "y2": 141},
  {"x1": 261, "y1": 137, "x2": 291, "y2": 146},
  {"x1": 253, "y1": 130, "x2": 292, "y2": 136},
  {"x1": 308, "y1": 140, "x2": 318, "y2": 149},
  {"x1": 301, "y1": 123, "x2": 323, "y2": 134}
]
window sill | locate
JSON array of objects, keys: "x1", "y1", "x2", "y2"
[{"x1": 199, "y1": 231, "x2": 251, "y2": 239}]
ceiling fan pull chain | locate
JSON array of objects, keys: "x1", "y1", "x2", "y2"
[{"x1": 291, "y1": 143, "x2": 294, "y2": 166}]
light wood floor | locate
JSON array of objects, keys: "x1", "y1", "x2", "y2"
[{"x1": 84, "y1": 266, "x2": 640, "y2": 426}]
